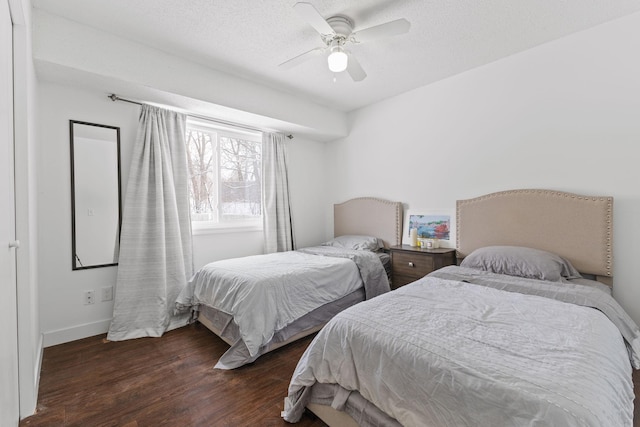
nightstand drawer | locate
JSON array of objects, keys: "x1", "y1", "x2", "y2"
[
  {"x1": 392, "y1": 252, "x2": 434, "y2": 278},
  {"x1": 389, "y1": 246, "x2": 457, "y2": 289}
]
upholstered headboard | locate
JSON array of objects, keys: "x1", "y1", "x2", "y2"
[
  {"x1": 456, "y1": 189, "x2": 613, "y2": 285},
  {"x1": 334, "y1": 197, "x2": 403, "y2": 249}
]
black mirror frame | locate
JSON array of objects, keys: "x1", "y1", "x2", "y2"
[{"x1": 69, "y1": 120, "x2": 122, "y2": 270}]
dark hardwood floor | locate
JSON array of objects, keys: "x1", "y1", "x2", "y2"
[
  {"x1": 21, "y1": 324, "x2": 640, "y2": 427},
  {"x1": 20, "y1": 324, "x2": 325, "y2": 427}
]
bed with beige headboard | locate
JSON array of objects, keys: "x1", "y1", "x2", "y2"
[
  {"x1": 182, "y1": 196, "x2": 402, "y2": 369},
  {"x1": 289, "y1": 189, "x2": 635, "y2": 427}
]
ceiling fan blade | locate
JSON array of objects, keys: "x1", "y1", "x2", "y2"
[
  {"x1": 279, "y1": 47, "x2": 325, "y2": 69},
  {"x1": 346, "y1": 53, "x2": 366, "y2": 82},
  {"x1": 293, "y1": 2, "x2": 335, "y2": 36},
  {"x1": 352, "y1": 18, "x2": 410, "y2": 43}
]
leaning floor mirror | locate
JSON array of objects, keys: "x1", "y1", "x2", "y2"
[{"x1": 70, "y1": 120, "x2": 122, "y2": 270}]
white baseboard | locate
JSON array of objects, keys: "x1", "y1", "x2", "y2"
[{"x1": 43, "y1": 318, "x2": 112, "y2": 348}]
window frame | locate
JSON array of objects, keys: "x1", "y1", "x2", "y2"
[{"x1": 186, "y1": 119, "x2": 263, "y2": 234}]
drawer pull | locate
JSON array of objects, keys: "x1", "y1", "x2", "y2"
[{"x1": 408, "y1": 262, "x2": 414, "y2": 267}]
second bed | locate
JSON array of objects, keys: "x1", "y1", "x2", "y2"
[{"x1": 176, "y1": 197, "x2": 403, "y2": 369}]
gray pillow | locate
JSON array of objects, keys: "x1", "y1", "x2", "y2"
[
  {"x1": 322, "y1": 235, "x2": 383, "y2": 251},
  {"x1": 460, "y1": 246, "x2": 581, "y2": 282}
]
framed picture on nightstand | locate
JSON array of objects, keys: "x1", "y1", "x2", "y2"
[{"x1": 402, "y1": 209, "x2": 456, "y2": 248}]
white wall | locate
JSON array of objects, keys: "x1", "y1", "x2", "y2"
[
  {"x1": 37, "y1": 83, "x2": 137, "y2": 346},
  {"x1": 38, "y1": 82, "x2": 329, "y2": 344},
  {"x1": 325, "y1": 12, "x2": 640, "y2": 324}
]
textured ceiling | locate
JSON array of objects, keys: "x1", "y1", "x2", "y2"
[{"x1": 32, "y1": 0, "x2": 640, "y2": 112}]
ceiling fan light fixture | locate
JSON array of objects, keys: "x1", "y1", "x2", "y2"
[
  {"x1": 327, "y1": 46, "x2": 348, "y2": 72},
  {"x1": 284, "y1": 3, "x2": 410, "y2": 82}
]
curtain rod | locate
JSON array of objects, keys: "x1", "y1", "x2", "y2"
[{"x1": 108, "y1": 94, "x2": 293, "y2": 139}]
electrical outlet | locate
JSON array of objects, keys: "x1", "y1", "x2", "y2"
[
  {"x1": 101, "y1": 286, "x2": 113, "y2": 302},
  {"x1": 84, "y1": 290, "x2": 95, "y2": 305}
]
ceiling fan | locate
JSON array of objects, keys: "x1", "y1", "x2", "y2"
[{"x1": 279, "y1": 2, "x2": 411, "y2": 82}]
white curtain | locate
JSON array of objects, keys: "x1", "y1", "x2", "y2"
[
  {"x1": 262, "y1": 132, "x2": 295, "y2": 253},
  {"x1": 107, "y1": 105, "x2": 193, "y2": 341}
]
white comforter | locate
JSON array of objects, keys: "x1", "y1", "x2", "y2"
[
  {"x1": 284, "y1": 268, "x2": 639, "y2": 426},
  {"x1": 176, "y1": 247, "x2": 388, "y2": 359}
]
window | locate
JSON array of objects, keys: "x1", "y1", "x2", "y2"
[{"x1": 185, "y1": 119, "x2": 262, "y2": 231}]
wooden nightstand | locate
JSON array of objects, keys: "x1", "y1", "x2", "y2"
[{"x1": 389, "y1": 245, "x2": 456, "y2": 289}]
